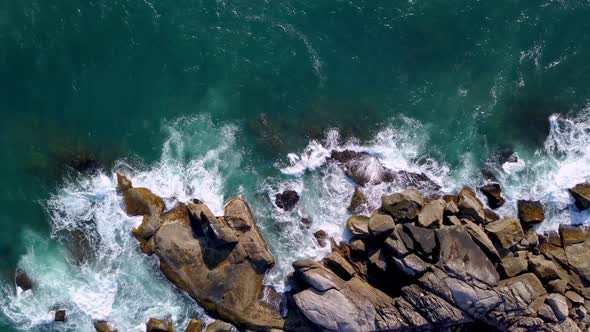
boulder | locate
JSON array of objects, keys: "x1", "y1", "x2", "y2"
[
  {"x1": 323, "y1": 252, "x2": 356, "y2": 280},
  {"x1": 54, "y1": 310, "x2": 66, "y2": 322},
  {"x1": 436, "y1": 226, "x2": 500, "y2": 286},
  {"x1": 383, "y1": 224, "x2": 410, "y2": 258},
  {"x1": 14, "y1": 270, "x2": 33, "y2": 291},
  {"x1": 479, "y1": 183, "x2": 505, "y2": 209},
  {"x1": 485, "y1": 218, "x2": 525, "y2": 250},
  {"x1": 548, "y1": 279, "x2": 568, "y2": 295},
  {"x1": 559, "y1": 224, "x2": 590, "y2": 246},
  {"x1": 185, "y1": 319, "x2": 202, "y2": 332},
  {"x1": 116, "y1": 173, "x2": 132, "y2": 193},
  {"x1": 546, "y1": 293, "x2": 569, "y2": 322},
  {"x1": 565, "y1": 291, "x2": 585, "y2": 305},
  {"x1": 417, "y1": 199, "x2": 445, "y2": 228},
  {"x1": 501, "y1": 256, "x2": 528, "y2": 278},
  {"x1": 348, "y1": 187, "x2": 367, "y2": 214},
  {"x1": 517, "y1": 200, "x2": 545, "y2": 225},
  {"x1": 349, "y1": 238, "x2": 366, "y2": 253},
  {"x1": 368, "y1": 213, "x2": 395, "y2": 238},
  {"x1": 346, "y1": 215, "x2": 370, "y2": 238},
  {"x1": 381, "y1": 189, "x2": 424, "y2": 221},
  {"x1": 275, "y1": 190, "x2": 300, "y2": 211},
  {"x1": 205, "y1": 320, "x2": 235, "y2": 332},
  {"x1": 94, "y1": 321, "x2": 118, "y2": 332},
  {"x1": 403, "y1": 224, "x2": 437, "y2": 257},
  {"x1": 146, "y1": 318, "x2": 174, "y2": 332},
  {"x1": 563, "y1": 239, "x2": 590, "y2": 285},
  {"x1": 313, "y1": 230, "x2": 328, "y2": 247},
  {"x1": 528, "y1": 254, "x2": 569, "y2": 282},
  {"x1": 569, "y1": 183, "x2": 590, "y2": 211},
  {"x1": 457, "y1": 188, "x2": 485, "y2": 223},
  {"x1": 461, "y1": 219, "x2": 500, "y2": 261},
  {"x1": 117, "y1": 174, "x2": 165, "y2": 217}
]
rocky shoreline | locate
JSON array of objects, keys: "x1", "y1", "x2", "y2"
[{"x1": 103, "y1": 167, "x2": 590, "y2": 332}]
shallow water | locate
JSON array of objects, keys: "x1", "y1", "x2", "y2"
[{"x1": 3, "y1": 1, "x2": 590, "y2": 330}]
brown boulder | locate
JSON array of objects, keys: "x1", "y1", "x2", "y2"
[
  {"x1": 517, "y1": 200, "x2": 545, "y2": 225},
  {"x1": 185, "y1": 319, "x2": 202, "y2": 332},
  {"x1": 501, "y1": 256, "x2": 528, "y2": 277},
  {"x1": 368, "y1": 213, "x2": 395, "y2": 238},
  {"x1": 457, "y1": 188, "x2": 485, "y2": 223},
  {"x1": 381, "y1": 189, "x2": 424, "y2": 221},
  {"x1": 417, "y1": 198, "x2": 445, "y2": 228},
  {"x1": 313, "y1": 230, "x2": 328, "y2": 247},
  {"x1": 205, "y1": 320, "x2": 235, "y2": 332},
  {"x1": 94, "y1": 321, "x2": 118, "y2": 332},
  {"x1": 485, "y1": 218, "x2": 525, "y2": 250},
  {"x1": 54, "y1": 310, "x2": 66, "y2": 322},
  {"x1": 479, "y1": 183, "x2": 506, "y2": 209},
  {"x1": 147, "y1": 318, "x2": 174, "y2": 332},
  {"x1": 569, "y1": 183, "x2": 590, "y2": 211},
  {"x1": 346, "y1": 215, "x2": 370, "y2": 238}
]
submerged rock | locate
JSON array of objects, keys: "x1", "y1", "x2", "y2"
[
  {"x1": 14, "y1": 270, "x2": 33, "y2": 291},
  {"x1": 569, "y1": 183, "x2": 590, "y2": 211},
  {"x1": 275, "y1": 190, "x2": 300, "y2": 211},
  {"x1": 518, "y1": 200, "x2": 545, "y2": 225},
  {"x1": 313, "y1": 230, "x2": 328, "y2": 247},
  {"x1": 54, "y1": 310, "x2": 66, "y2": 322}
]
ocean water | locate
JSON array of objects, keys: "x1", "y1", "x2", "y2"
[{"x1": 2, "y1": 1, "x2": 590, "y2": 331}]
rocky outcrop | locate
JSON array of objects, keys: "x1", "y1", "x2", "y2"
[
  {"x1": 275, "y1": 190, "x2": 300, "y2": 211},
  {"x1": 117, "y1": 174, "x2": 287, "y2": 331},
  {"x1": 291, "y1": 186, "x2": 590, "y2": 331},
  {"x1": 185, "y1": 319, "x2": 203, "y2": 332},
  {"x1": 93, "y1": 321, "x2": 118, "y2": 332},
  {"x1": 146, "y1": 318, "x2": 174, "y2": 332},
  {"x1": 347, "y1": 187, "x2": 367, "y2": 214}
]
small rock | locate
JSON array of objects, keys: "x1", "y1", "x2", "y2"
[
  {"x1": 548, "y1": 279, "x2": 568, "y2": 295},
  {"x1": 546, "y1": 293, "x2": 569, "y2": 321},
  {"x1": 313, "y1": 230, "x2": 328, "y2": 247},
  {"x1": 485, "y1": 218, "x2": 525, "y2": 250},
  {"x1": 417, "y1": 199, "x2": 445, "y2": 228},
  {"x1": 565, "y1": 291, "x2": 585, "y2": 305},
  {"x1": 444, "y1": 200, "x2": 459, "y2": 215},
  {"x1": 518, "y1": 200, "x2": 545, "y2": 225},
  {"x1": 275, "y1": 190, "x2": 300, "y2": 211},
  {"x1": 484, "y1": 208, "x2": 500, "y2": 223},
  {"x1": 479, "y1": 183, "x2": 506, "y2": 209},
  {"x1": 457, "y1": 187, "x2": 486, "y2": 223},
  {"x1": 54, "y1": 310, "x2": 66, "y2": 322},
  {"x1": 348, "y1": 187, "x2": 367, "y2": 214},
  {"x1": 346, "y1": 215, "x2": 370, "y2": 238},
  {"x1": 501, "y1": 256, "x2": 528, "y2": 277},
  {"x1": 349, "y1": 238, "x2": 365, "y2": 253},
  {"x1": 116, "y1": 173, "x2": 132, "y2": 193},
  {"x1": 94, "y1": 321, "x2": 118, "y2": 332},
  {"x1": 205, "y1": 320, "x2": 235, "y2": 332},
  {"x1": 368, "y1": 213, "x2": 395, "y2": 238},
  {"x1": 569, "y1": 183, "x2": 590, "y2": 211},
  {"x1": 381, "y1": 189, "x2": 424, "y2": 221}
]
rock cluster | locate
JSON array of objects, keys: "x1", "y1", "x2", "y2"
[
  {"x1": 117, "y1": 172, "x2": 590, "y2": 332},
  {"x1": 290, "y1": 186, "x2": 590, "y2": 332}
]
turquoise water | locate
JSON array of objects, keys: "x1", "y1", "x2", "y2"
[{"x1": 2, "y1": 1, "x2": 590, "y2": 330}]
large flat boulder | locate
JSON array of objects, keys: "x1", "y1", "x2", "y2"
[{"x1": 569, "y1": 183, "x2": 590, "y2": 211}]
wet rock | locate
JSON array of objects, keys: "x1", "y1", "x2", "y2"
[
  {"x1": 349, "y1": 238, "x2": 366, "y2": 253},
  {"x1": 118, "y1": 174, "x2": 165, "y2": 217},
  {"x1": 185, "y1": 319, "x2": 202, "y2": 332},
  {"x1": 275, "y1": 190, "x2": 300, "y2": 211},
  {"x1": 14, "y1": 270, "x2": 33, "y2": 291},
  {"x1": 517, "y1": 200, "x2": 545, "y2": 225},
  {"x1": 484, "y1": 208, "x2": 500, "y2": 223},
  {"x1": 569, "y1": 183, "x2": 590, "y2": 211},
  {"x1": 54, "y1": 310, "x2": 66, "y2": 322},
  {"x1": 116, "y1": 173, "x2": 132, "y2": 193},
  {"x1": 300, "y1": 217, "x2": 312, "y2": 228},
  {"x1": 501, "y1": 256, "x2": 528, "y2": 277},
  {"x1": 313, "y1": 230, "x2": 328, "y2": 247},
  {"x1": 205, "y1": 320, "x2": 235, "y2": 332},
  {"x1": 417, "y1": 198, "x2": 445, "y2": 228},
  {"x1": 146, "y1": 318, "x2": 174, "y2": 332},
  {"x1": 348, "y1": 187, "x2": 367, "y2": 214},
  {"x1": 381, "y1": 189, "x2": 424, "y2": 221},
  {"x1": 479, "y1": 183, "x2": 505, "y2": 209},
  {"x1": 546, "y1": 293, "x2": 569, "y2": 321},
  {"x1": 368, "y1": 213, "x2": 395, "y2": 238},
  {"x1": 457, "y1": 188, "x2": 485, "y2": 223},
  {"x1": 94, "y1": 321, "x2": 118, "y2": 332},
  {"x1": 346, "y1": 215, "x2": 370, "y2": 238},
  {"x1": 485, "y1": 218, "x2": 525, "y2": 250}
]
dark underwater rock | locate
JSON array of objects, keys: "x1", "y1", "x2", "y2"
[{"x1": 479, "y1": 183, "x2": 506, "y2": 209}]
